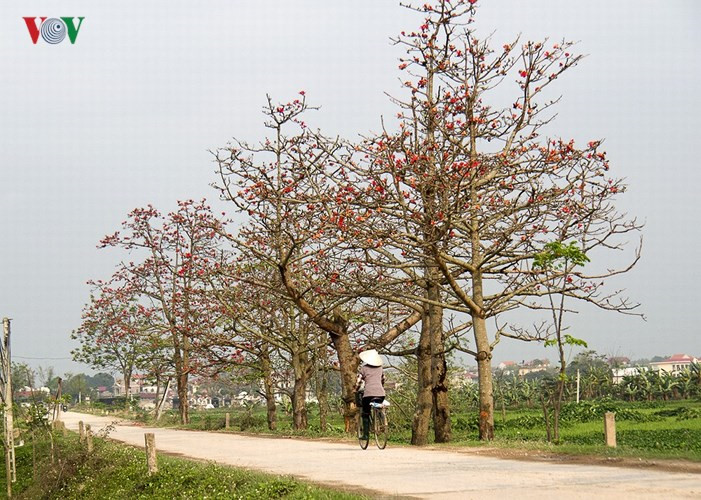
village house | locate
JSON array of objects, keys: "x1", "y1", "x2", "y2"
[
  {"x1": 650, "y1": 354, "x2": 699, "y2": 375},
  {"x1": 112, "y1": 374, "x2": 147, "y2": 397},
  {"x1": 611, "y1": 366, "x2": 647, "y2": 384},
  {"x1": 497, "y1": 361, "x2": 517, "y2": 374},
  {"x1": 517, "y1": 359, "x2": 550, "y2": 377},
  {"x1": 607, "y1": 356, "x2": 630, "y2": 367}
]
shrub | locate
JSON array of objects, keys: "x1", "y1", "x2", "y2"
[
  {"x1": 504, "y1": 415, "x2": 544, "y2": 429},
  {"x1": 617, "y1": 429, "x2": 701, "y2": 452},
  {"x1": 203, "y1": 413, "x2": 226, "y2": 430},
  {"x1": 559, "y1": 399, "x2": 660, "y2": 423},
  {"x1": 653, "y1": 407, "x2": 701, "y2": 420}
]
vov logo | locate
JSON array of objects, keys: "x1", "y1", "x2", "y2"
[{"x1": 23, "y1": 17, "x2": 85, "y2": 45}]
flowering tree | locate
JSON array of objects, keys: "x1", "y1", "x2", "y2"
[
  {"x1": 209, "y1": 258, "x2": 329, "y2": 430},
  {"x1": 366, "y1": 0, "x2": 641, "y2": 440},
  {"x1": 213, "y1": 96, "x2": 423, "y2": 431},
  {"x1": 71, "y1": 281, "x2": 152, "y2": 398},
  {"x1": 98, "y1": 199, "x2": 230, "y2": 424}
]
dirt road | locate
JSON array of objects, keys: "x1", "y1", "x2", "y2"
[{"x1": 60, "y1": 412, "x2": 700, "y2": 499}]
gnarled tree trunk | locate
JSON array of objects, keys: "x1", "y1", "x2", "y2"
[
  {"x1": 260, "y1": 344, "x2": 277, "y2": 430},
  {"x1": 329, "y1": 328, "x2": 359, "y2": 433},
  {"x1": 412, "y1": 314, "x2": 433, "y2": 446},
  {"x1": 473, "y1": 314, "x2": 494, "y2": 440},
  {"x1": 429, "y1": 280, "x2": 451, "y2": 443}
]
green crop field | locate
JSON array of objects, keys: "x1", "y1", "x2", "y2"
[{"x1": 115, "y1": 397, "x2": 701, "y2": 462}]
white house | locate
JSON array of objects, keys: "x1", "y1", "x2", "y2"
[
  {"x1": 650, "y1": 354, "x2": 698, "y2": 375},
  {"x1": 611, "y1": 366, "x2": 647, "y2": 384},
  {"x1": 518, "y1": 359, "x2": 550, "y2": 377}
]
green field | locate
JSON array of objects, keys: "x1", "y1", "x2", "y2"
[{"x1": 114, "y1": 397, "x2": 701, "y2": 462}]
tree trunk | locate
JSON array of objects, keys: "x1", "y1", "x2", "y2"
[
  {"x1": 329, "y1": 328, "x2": 358, "y2": 433},
  {"x1": 291, "y1": 351, "x2": 310, "y2": 430},
  {"x1": 122, "y1": 368, "x2": 132, "y2": 403},
  {"x1": 540, "y1": 392, "x2": 552, "y2": 442},
  {"x1": 176, "y1": 370, "x2": 189, "y2": 424},
  {"x1": 412, "y1": 314, "x2": 433, "y2": 446},
  {"x1": 153, "y1": 372, "x2": 161, "y2": 414},
  {"x1": 553, "y1": 378, "x2": 564, "y2": 443},
  {"x1": 291, "y1": 382, "x2": 308, "y2": 430},
  {"x1": 429, "y1": 281, "x2": 451, "y2": 442},
  {"x1": 171, "y1": 334, "x2": 190, "y2": 424},
  {"x1": 155, "y1": 378, "x2": 172, "y2": 421},
  {"x1": 260, "y1": 346, "x2": 277, "y2": 431},
  {"x1": 316, "y1": 343, "x2": 329, "y2": 432},
  {"x1": 553, "y1": 335, "x2": 567, "y2": 443},
  {"x1": 473, "y1": 315, "x2": 494, "y2": 441}
]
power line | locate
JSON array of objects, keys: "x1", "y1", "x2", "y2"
[{"x1": 13, "y1": 356, "x2": 72, "y2": 360}]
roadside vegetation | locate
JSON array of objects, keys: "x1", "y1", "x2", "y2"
[
  {"x1": 76, "y1": 396, "x2": 701, "y2": 463},
  {"x1": 0, "y1": 428, "x2": 367, "y2": 499},
  {"x1": 68, "y1": 349, "x2": 701, "y2": 463}
]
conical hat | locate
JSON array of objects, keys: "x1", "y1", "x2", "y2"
[{"x1": 359, "y1": 349, "x2": 383, "y2": 367}]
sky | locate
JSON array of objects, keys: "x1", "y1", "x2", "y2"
[{"x1": 1, "y1": 1, "x2": 699, "y2": 378}]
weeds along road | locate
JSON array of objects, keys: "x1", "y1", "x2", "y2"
[{"x1": 61, "y1": 412, "x2": 699, "y2": 499}]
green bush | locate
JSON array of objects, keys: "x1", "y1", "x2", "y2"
[
  {"x1": 653, "y1": 407, "x2": 701, "y2": 420},
  {"x1": 559, "y1": 399, "x2": 660, "y2": 423},
  {"x1": 617, "y1": 429, "x2": 701, "y2": 452},
  {"x1": 453, "y1": 415, "x2": 479, "y2": 432},
  {"x1": 203, "y1": 413, "x2": 226, "y2": 430},
  {"x1": 239, "y1": 412, "x2": 266, "y2": 431},
  {"x1": 4, "y1": 432, "x2": 366, "y2": 499},
  {"x1": 504, "y1": 415, "x2": 544, "y2": 429}
]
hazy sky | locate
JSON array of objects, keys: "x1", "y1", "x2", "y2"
[{"x1": 2, "y1": 1, "x2": 699, "y2": 377}]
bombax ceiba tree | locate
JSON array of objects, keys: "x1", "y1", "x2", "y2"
[
  {"x1": 213, "y1": 96, "x2": 422, "y2": 432},
  {"x1": 98, "y1": 199, "x2": 230, "y2": 424},
  {"x1": 358, "y1": 0, "x2": 641, "y2": 440}
]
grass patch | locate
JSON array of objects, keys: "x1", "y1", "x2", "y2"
[{"x1": 1, "y1": 433, "x2": 367, "y2": 499}]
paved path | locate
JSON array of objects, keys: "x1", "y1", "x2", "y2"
[{"x1": 61, "y1": 412, "x2": 700, "y2": 499}]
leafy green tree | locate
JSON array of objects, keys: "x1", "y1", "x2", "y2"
[
  {"x1": 61, "y1": 373, "x2": 95, "y2": 403},
  {"x1": 86, "y1": 372, "x2": 115, "y2": 390},
  {"x1": 690, "y1": 361, "x2": 701, "y2": 388},
  {"x1": 654, "y1": 372, "x2": 677, "y2": 401},
  {"x1": 11, "y1": 362, "x2": 35, "y2": 389},
  {"x1": 567, "y1": 350, "x2": 613, "y2": 399},
  {"x1": 535, "y1": 240, "x2": 589, "y2": 442}
]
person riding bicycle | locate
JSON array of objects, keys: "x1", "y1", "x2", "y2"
[{"x1": 354, "y1": 349, "x2": 385, "y2": 440}]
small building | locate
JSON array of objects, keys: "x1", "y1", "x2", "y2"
[
  {"x1": 650, "y1": 354, "x2": 698, "y2": 375},
  {"x1": 497, "y1": 361, "x2": 517, "y2": 373},
  {"x1": 611, "y1": 366, "x2": 647, "y2": 384},
  {"x1": 112, "y1": 374, "x2": 147, "y2": 397},
  {"x1": 449, "y1": 370, "x2": 478, "y2": 387},
  {"x1": 608, "y1": 356, "x2": 630, "y2": 367},
  {"x1": 518, "y1": 359, "x2": 550, "y2": 377}
]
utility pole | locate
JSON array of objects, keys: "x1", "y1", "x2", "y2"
[
  {"x1": 2, "y1": 317, "x2": 16, "y2": 497},
  {"x1": 52, "y1": 377, "x2": 63, "y2": 422}
]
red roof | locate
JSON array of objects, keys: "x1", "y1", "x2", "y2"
[
  {"x1": 652, "y1": 354, "x2": 697, "y2": 364},
  {"x1": 666, "y1": 354, "x2": 695, "y2": 362}
]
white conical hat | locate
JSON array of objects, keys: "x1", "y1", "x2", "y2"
[{"x1": 359, "y1": 349, "x2": 383, "y2": 367}]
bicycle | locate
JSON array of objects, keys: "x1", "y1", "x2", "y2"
[{"x1": 356, "y1": 396, "x2": 389, "y2": 450}]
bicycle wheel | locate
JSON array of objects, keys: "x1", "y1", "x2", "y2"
[
  {"x1": 373, "y1": 408, "x2": 388, "y2": 449},
  {"x1": 357, "y1": 413, "x2": 369, "y2": 450}
]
